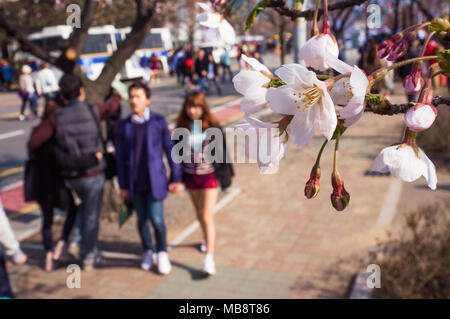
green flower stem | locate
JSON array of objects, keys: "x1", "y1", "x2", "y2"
[
  {"x1": 333, "y1": 130, "x2": 341, "y2": 173},
  {"x1": 369, "y1": 55, "x2": 441, "y2": 85},
  {"x1": 314, "y1": 139, "x2": 328, "y2": 167},
  {"x1": 312, "y1": 0, "x2": 321, "y2": 36},
  {"x1": 420, "y1": 31, "x2": 436, "y2": 57}
]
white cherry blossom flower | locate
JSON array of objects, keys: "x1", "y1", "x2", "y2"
[
  {"x1": 370, "y1": 144, "x2": 437, "y2": 190},
  {"x1": 330, "y1": 65, "x2": 369, "y2": 127},
  {"x1": 196, "y1": 2, "x2": 236, "y2": 44},
  {"x1": 266, "y1": 64, "x2": 337, "y2": 147},
  {"x1": 298, "y1": 34, "x2": 339, "y2": 71},
  {"x1": 232, "y1": 55, "x2": 272, "y2": 114}
]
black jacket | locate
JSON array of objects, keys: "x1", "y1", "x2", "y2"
[{"x1": 31, "y1": 136, "x2": 98, "y2": 210}]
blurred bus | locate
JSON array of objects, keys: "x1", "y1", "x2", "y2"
[
  {"x1": 27, "y1": 25, "x2": 145, "y2": 80},
  {"x1": 118, "y1": 27, "x2": 173, "y2": 74}
]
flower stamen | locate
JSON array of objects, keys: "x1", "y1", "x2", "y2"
[{"x1": 296, "y1": 84, "x2": 324, "y2": 112}]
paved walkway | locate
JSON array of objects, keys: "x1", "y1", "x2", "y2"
[{"x1": 5, "y1": 83, "x2": 449, "y2": 299}]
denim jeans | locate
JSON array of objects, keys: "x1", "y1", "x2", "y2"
[
  {"x1": 133, "y1": 191, "x2": 167, "y2": 253},
  {"x1": 0, "y1": 249, "x2": 13, "y2": 298},
  {"x1": 198, "y1": 76, "x2": 207, "y2": 93},
  {"x1": 65, "y1": 173, "x2": 105, "y2": 262}
]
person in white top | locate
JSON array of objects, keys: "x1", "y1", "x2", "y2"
[
  {"x1": 0, "y1": 198, "x2": 27, "y2": 298},
  {"x1": 18, "y1": 65, "x2": 38, "y2": 121},
  {"x1": 35, "y1": 63, "x2": 59, "y2": 103}
]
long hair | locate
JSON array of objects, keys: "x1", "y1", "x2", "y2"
[
  {"x1": 42, "y1": 99, "x2": 61, "y2": 121},
  {"x1": 176, "y1": 91, "x2": 218, "y2": 130}
]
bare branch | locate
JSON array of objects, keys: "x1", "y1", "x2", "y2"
[
  {"x1": 267, "y1": 0, "x2": 368, "y2": 20},
  {"x1": 365, "y1": 96, "x2": 450, "y2": 115},
  {"x1": 93, "y1": 0, "x2": 156, "y2": 94},
  {"x1": 0, "y1": 6, "x2": 56, "y2": 65}
]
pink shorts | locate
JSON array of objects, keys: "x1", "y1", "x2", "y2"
[{"x1": 183, "y1": 172, "x2": 218, "y2": 190}]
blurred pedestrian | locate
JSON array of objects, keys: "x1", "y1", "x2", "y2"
[
  {"x1": 28, "y1": 98, "x2": 104, "y2": 271},
  {"x1": 174, "y1": 48, "x2": 186, "y2": 87},
  {"x1": 18, "y1": 65, "x2": 38, "y2": 121},
  {"x1": 27, "y1": 74, "x2": 122, "y2": 271},
  {"x1": 35, "y1": 63, "x2": 59, "y2": 103},
  {"x1": 175, "y1": 92, "x2": 234, "y2": 275},
  {"x1": 206, "y1": 53, "x2": 222, "y2": 95},
  {"x1": 195, "y1": 49, "x2": 209, "y2": 94},
  {"x1": 220, "y1": 49, "x2": 233, "y2": 83},
  {"x1": 0, "y1": 59, "x2": 13, "y2": 91},
  {"x1": 140, "y1": 55, "x2": 152, "y2": 85},
  {"x1": 184, "y1": 50, "x2": 195, "y2": 87},
  {"x1": 0, "y1": 198, "x2": 27, "y2": 298},
  {"x1": 116, "y1": 82, "x2": 183, "y2": 275},
  {"x1": 150, "y1": 53, "x2": 160, "y2": 84}
]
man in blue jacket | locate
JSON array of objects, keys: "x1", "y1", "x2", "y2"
[{"x1": 116, "y1": 82, "x2": 183, "y2": 275}]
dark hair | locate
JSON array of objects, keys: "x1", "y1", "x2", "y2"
[
  {"x1": 176, "y1": 91, "x2": 217, "y2": 130},
  {"x1": 42, "y1": 99, "x2": 61, "y2": 120},
  {"x1": 128, "y1": 82, "x2": 151, "y2": 99},
  {"x1": 59, "y1": 74, "x2": 83, "y2": 101}
]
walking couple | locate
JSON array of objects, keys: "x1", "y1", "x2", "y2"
[{"x1": 117, "y1": 83, "x2": 234, "y2": 275}]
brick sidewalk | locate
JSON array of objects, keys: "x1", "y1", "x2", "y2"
[{"x1": 6, "y1": 84, "x2": 447, "y2": 299}]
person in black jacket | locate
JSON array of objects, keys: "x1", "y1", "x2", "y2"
[
  {"x1": 194, "y1": 49, "x2": 209, "y2": 94},
  {"x1": 175, "y1": 91, "x2": 234, "y2": 275},
  {"x1": 205, "y1": 53, "x2": 222, "y2": 96},
  {"x1": 28, "y1": 99, "x2": 103, "y2": 271}
]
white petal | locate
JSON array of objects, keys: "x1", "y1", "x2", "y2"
[
  {"x1": 288, "y1": 107, "x2": 319, "y2": 147},
  {"x1": 299, "y1": 34, "x2": 339, "y2": 71},
  {"x1": 404, "y1": 105, "x2": 437, "y2": 132},
  {"x1": 241, "y1": 95, "x2": 266, "y2": 114},
  {"x1": 244, "y1": 113, "x2": 277, "y2": 129},
  {"x1": 325, "y1": 55, "x2": 353, "y2": 74},
  {"x1": 318, "y1": 93, "x2": 337, "y2": 141},
  {"x1": 342, "y1": 109, "x2": 364, "y2": 127},
  {"x1": 196, "y1": 12, "x2": 221, "y2": 28},
  {"x1": 266, "y1": 86, "x2": 298, "y2": 115},
  {"x1": 218, "y1": 19, "x2": 236, "y2": 45},
  {"x1": 232, "y1": 70, "x2": 268, "y2": 96},
  {"x1": 241, "y1": 54, "x2": 270, "y2": 74},
  {"x1": 349, "y1": 66, "x2": 369, "y2": 93},
  {"x1": 418, "y1": 148, "x2": 438, "y2": 190},
  {"x1": 274, "y1": 64, "x2": 314, "y2": 86},
  {"x1": 330, "y1": 77, "x2": 351, "y2": 106}
]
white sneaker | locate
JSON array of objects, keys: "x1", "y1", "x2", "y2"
[
  {"x1": 19, "y1": 114, "x2": 25, "y2": 121},
  {"x1": 157, "y1": 251, "x2": 171, "y2": 275},
  {"x1": 141, "y1": 251, "x2": 153, "y2": 271},
  {"x1": 203, "y1": 254, "x2": 216, "y2": 275},
  {"x1": 200, "y1": 241, "x2": 207, "y2": 253}
]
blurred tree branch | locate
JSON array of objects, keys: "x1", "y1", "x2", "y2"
[
  {"x1": 267, "y1": 0, "x2": 368, "y2": 20},
  {"x1": 365, "y1": 96, "x2": 450, "y2": 115}
]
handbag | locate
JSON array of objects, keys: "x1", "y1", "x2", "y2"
[
  {"x1": 24, "y1": 158, "x2": 37, "y2": 202},
  {"x1": 86, "y1": 104, "x2": 117, "y2": 180}
]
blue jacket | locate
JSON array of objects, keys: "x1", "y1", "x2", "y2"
[{"x1": 116, "y1": 111, "x2": 182, "y2": 201}]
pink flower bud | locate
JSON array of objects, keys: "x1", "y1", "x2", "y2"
[
  {"x1": 387, "y1": 33, "x2": 415, "y2": 61},
  {"x1": 330, "y1": 172, "x2": 350, "y2": 211},
  {"x1": 304, "y1": 165, "x2": 321, "y2": 199},
  {"x1": 213, "y1": 0, "x2": 227, "y2": 7},
  {"x1": 403, "y1": 71, "x2": 424, "y2": 95},
  {"x1": 405, "y1": 103, "x2": 437, "y2": 132},
  {"x1": 378, "y1": 39, "x2": 394, "y2": 59}
]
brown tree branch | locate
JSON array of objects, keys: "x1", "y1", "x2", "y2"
[
  {"x1": 267, "y1": 0, "x2": 368, "y2": 20},
  {"x1": 90, "y1": 0, "x2": 156, "y2": 102},
  {"x1": 0, "y1": 6, "x2": 57, "y2": 65},
  {"x1": 365, "y1": 96, "x2": 450, "y2": 115}
]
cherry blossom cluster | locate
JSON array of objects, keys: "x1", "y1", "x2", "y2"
[{"x1": 230, "y1": 0, "x2": 449, "y2": 211}]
